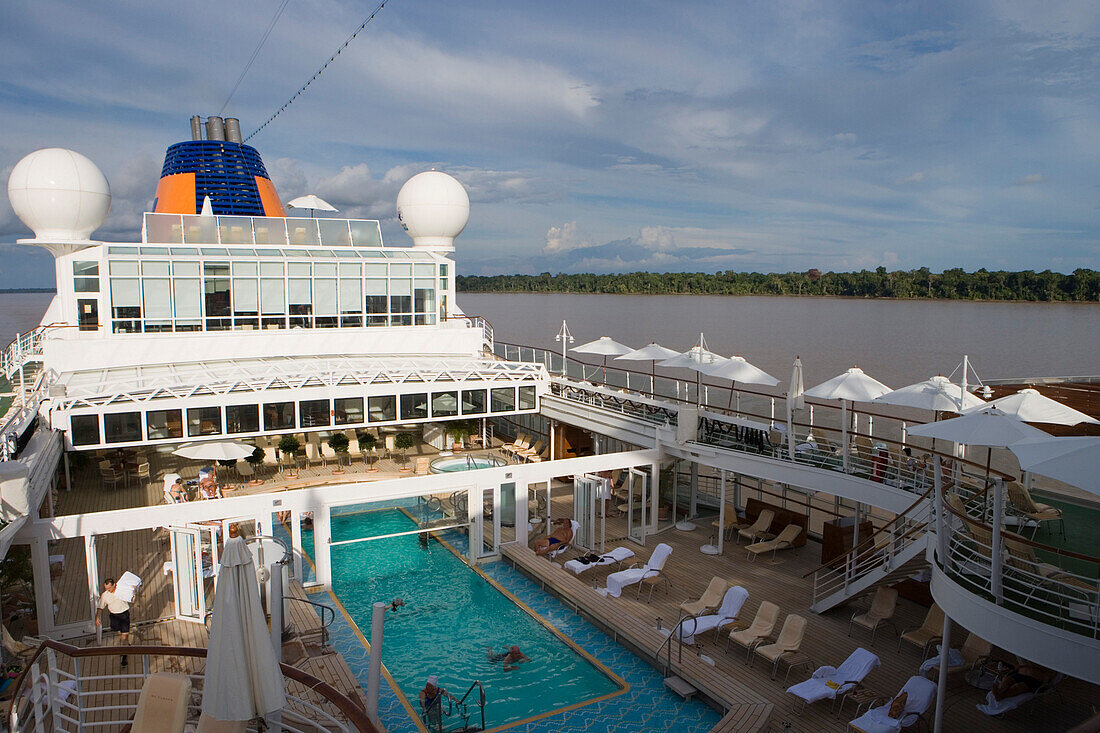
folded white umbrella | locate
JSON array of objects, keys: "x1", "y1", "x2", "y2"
[
  {"x1": 173, "y1": 440, "x2": 256, "y2": 462},
  {"x1": 203, "y1": 537, "x2": 286, "y2": 721},
  {"x1": 1009, "y1": 436, "x2": 1100, "y2": 494},
  {"x1": 874, "y1": 375, "x2": 986, "y2": 413},
  {"x1": 785, "y1": 357, "x2": 805, "y2": 459},
  {"x1": 906, "y1": 408, "x2": 1049, "y2": 447},
  {"x1": 964, "y1": 388, "x2": 1098, "y2": 426}
]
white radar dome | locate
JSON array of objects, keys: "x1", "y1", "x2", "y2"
[
  {"x1": 396, "y1": 171, "x2": 469, "y2": 249},
  {"x1": 7, "y1": 148, "x2": 111, "y2": 242}
]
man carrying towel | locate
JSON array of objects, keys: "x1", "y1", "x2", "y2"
[{"x1": 95, "y1": 578, "x2": 131, "y2": 667}]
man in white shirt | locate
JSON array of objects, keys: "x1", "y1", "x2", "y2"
[{"x1": 95, "y1": 578, "x2": 131, "y2": 667}]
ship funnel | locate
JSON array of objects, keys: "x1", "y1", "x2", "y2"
[
  {"x1": 190, "y1": 116, "x2": 203, "y2": 141},
  {"x1": 205, "y1": 116, "x2": 226, "y2": 141},
  {"x1": 224, "y1": 118, "x2": 243, "y2": 143}
]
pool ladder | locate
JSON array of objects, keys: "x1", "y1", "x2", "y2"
[{"x1": 426, "y1": 679, "x2": 486, "y2": 732}]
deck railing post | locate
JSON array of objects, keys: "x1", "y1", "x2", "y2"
[
  {"x1": 991, "y1": 478, "x2": 1004, "y2": 605},
  {"x1": 73, "y1": 656, "x2": 85, "y2": 728}
]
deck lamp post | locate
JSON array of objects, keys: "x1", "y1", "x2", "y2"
[{"x1": 555, "y1": 320, "x2": 574, "y2": 377}]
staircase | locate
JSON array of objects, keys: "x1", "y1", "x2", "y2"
[{"x1": 809, "y1": 489, "x2": 934, "y2": 613}]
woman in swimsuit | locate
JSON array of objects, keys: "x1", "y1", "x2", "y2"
[{"x1": 419, "y1": 675, "x2": 455, "y2": 726}]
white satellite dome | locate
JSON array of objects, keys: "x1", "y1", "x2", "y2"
[
  {"x1": 7, "y1": 148, "x2": 111, "y2": 242},
  {"x1": 396, "y1": 171, "x2": 469, "y2": 249}
]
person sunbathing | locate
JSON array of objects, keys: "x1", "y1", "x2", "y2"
[
  {"x1": 487, "y1": 645, "x2": 530, "y2": 671},
  {"x1": 533, "y1": 519, "x2": 573, "y2": 556},
  {"x1": 991, "y1": 661, "x2": 1056, "y2": 701}
]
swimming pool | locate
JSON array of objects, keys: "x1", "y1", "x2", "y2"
[
  {"x1": 430, "y1": 455, "x2": 507, "y2": 473},
  {"x1": 328, "y1": 507, "x2": 625, "y2": 729}
]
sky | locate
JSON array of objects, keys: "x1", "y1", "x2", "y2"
[{"x1": 1, "y1": 0, "x2": 1099, "y2": 287}]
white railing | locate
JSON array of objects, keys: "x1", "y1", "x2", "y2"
[
  {"x1": 1, "y1": 326, "x2": 47, "y2": 381},
  {"x1": 143, "y1": 212, "x2": 384, "y2": 248}
]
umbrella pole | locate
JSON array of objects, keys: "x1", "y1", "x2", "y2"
[
  {"x1": 651, "y1": 362, "x2": 656, "y2": 397},
  {"x1": 842, "y1": 400, "x2": 849, "y2": 473}
]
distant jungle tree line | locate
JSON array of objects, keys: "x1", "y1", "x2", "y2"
[{"x1": 456, "y1": 268, "x2": 1100, "y2": 301}]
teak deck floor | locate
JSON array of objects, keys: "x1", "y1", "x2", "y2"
[{"x1": 505, "y1": 492, "x2": 1100, "y2": 733}]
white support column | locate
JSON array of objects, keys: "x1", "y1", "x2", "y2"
[
  {"x1": 313, "y1": 509, "x2": 332, "y2": 586},
  {"x1": 469, "y1": 486, "x2": 482, "y2": 564},
  {"x1": 934, "y1": 458, "x2": 946, "y2": 563},
  {"x1": 934, "y1": 613, "x2": 952, "y2": 733},
  {"x1": 689, "y1": 462, "x2": 699, "y2": 518},
  {"x1": 516, "y1": 482, "x2": 529, "y2": 546},
  {"x1": 366, "y1": 601, "x2": 386, "y2": 727},
  {"x1": 717, "y1": 471, "x2": 726, "y2": 555},
  {"x1": 649, "y1": 461, "x2": 660, "y2": 533},
  {"x1": 84, "y1": 535, "x2": 99, "y2": 631},
  {"x1": 63, "y1": 452, "x2": 72, "y2": 492},
  {"x1": 31, "y1": 536, "x2": 54, "y2": 634},
  {"x1": 549, "y1": 421, "x2": 555, "y2": 461},
  {"x1": 991, "y1": 478, "x2": 1004, "y2": 605},
  {"x1": 290, "y1": 509, "x2": 304, "y2": 582}
]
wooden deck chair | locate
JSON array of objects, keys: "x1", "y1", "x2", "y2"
[
  {"x1": 921, "y1": 632, "x2": 991, "y2": 680},
  {"x1": 414, "y1": 457, "x2": 431, "y2": 475},
  {"x1": 501, "y1": 433, "x2": 528, "y2": 454},
  {"x1": 131, "y1": 672, "x2": 191, "y2": 733},
  {"x1": 235, "y1": 460, "x2": 254, "y2": 481},
  {"x1": 345, "y1": 430, "x2": 363, "y2": 462},
  {"x1": 2, "y1": 625, "x2": 37, "y2": 662},
  {"x1": 516, "y1": 439, "x2": 545, "y2": 462},
  {"x1": 680, "y1": 576, "x2": 733, "y2": 618},
  {"x1": 101, "y1": 467, "x2": 124, "y2": 490},
  {"x1": 849, "y1": 586, "x2": 899, "y2": 645},
  {"x1": 1006, "y1": 483, "x2": 1065, "y2": 537},
  {"x1": 746, "y1": 524, "x2": 803, "y2": 562},
  {"x1": 727, "y1": 601, "x2": 780, "y2": 660},
  {"x1": 898, "y1": 603, "x2": 944, "y2": 655},
  {"x1": 737, "y1": 509, "x2": 775, "y2": 544},
  {"x1": 135, "y1": 462, "x2": 151, "y2": 487},
  {"x1": 753, "y1": 614, "x2": 808, "y2": 678}
]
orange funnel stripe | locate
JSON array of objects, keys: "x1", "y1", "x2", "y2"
[
  {"x1": 255, "y1": 176, "x2": 286, "y2": 217},
  {"x1": 153, "y1": 173, "x2": 197, "y2": 214}
]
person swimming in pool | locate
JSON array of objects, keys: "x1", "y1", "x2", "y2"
[
  {"x1": 487, "y1": 645, "x2": 530, "y2": 671},
  {"x1": 532, "y1": 519, "x2": 573, "y2": 556}
]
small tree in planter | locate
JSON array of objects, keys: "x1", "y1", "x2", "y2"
[
  {"x1": 327, "y1": 432, "x2": 350, "y2": 472},
  {"x1": 278, "y1": 434, "x2": 301, "y2": 476},
  {"x1": 359, "y1": 432, "x2": 378, "y2": 471},
  {"x1": 394, "y1": 432, "x2": 416, "y2": 469},
  {"x1": 447, "y1": 421, "x2": 469, "y2": 451},
  {"x1": 246, "y1": 446, "x2": 265, "y2": 482}
]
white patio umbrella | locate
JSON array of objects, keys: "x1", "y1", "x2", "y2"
[
  {"x1": 700, "y1": 355, "x2": 779, "y2": 413},
  {"x1": 286, "y1": 194, "x2": 338, "y2": 217},
  {"x1": 615, "y1": 342, "x2": 680, "y2": 395},
  {"x1": 964, "y1": 388, "x2": 1099, "y2": 426},
  {"x1": 658, "y1": 343, "x2": 728, "y2": 405},
  {"x1": 174, "y1": 440, "x2": 256, "y2": 483},
  {"x1": 805, "y1": 367, "x2": 892, "y2": 472},
  {"x1": 202, "y1": 537, "x2": 286, "y2": 722},
  {"x1": 873, "y1": 375, "x2": 986, "y2": 413},
  {"x1": 572, "y1": 336, "x2": 633, "y2": 383},
  {"x1": 1009, "y1": 436, "x2": 1100, "y2": 494},
  {"x1": 785, "y1": 357, "x2": 805, "y2": 459},
  {"x1": 908, "y1": 407, "x2": 1050, "y2": 481}
]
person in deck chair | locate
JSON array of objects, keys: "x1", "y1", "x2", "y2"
[{"x1": 533, "y1": 519, "x2": 574, "y2": 556}]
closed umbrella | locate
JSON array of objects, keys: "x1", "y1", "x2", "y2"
[
  {"x1": 786, "y1": 357, "x2": 805, "y2": 459},
  {"x1": 616, "y1": 342, "x2": 680, "y2": 395},
  {"x1": 572, "y1": 336, "x2": 633, "y2": 383},
  {"x1": 202, "y1": 537, "x2": 286, "y2": 721},
  {"x1": 805, "y1": 367, "x2": 892, "y2": 473},
  {"x1": 286, "y1": 194, "x2": 338, "y2": 217},
  {"x1": 1009, "y1": 437, "x2": 1100, "y2": 494},
  {"x1": 700, "y1": 355, "x2": 779, "y2": 414},
  {"x1": 964, "y1": 388, "x2": 1099, "y2": 426},
  {"x1": 658, "y1": 342, "x2": 728, "y2": 405}
]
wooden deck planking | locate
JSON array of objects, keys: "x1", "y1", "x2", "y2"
[{"x1": 505, "y1": 492, "x2": 1100, "y2": 732}]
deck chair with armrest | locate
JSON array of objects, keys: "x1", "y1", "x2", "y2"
[
  {"x1": 130, "y1": 672, "x2": 192, "y2": 733},
  {"x1": 384, "y1": 433, "x2": 397, "y2": 460},
  {"x1": 898, "y1": 603, "x2": 944, "y2": 656},
  {"x1": 787, "y1": 647, "x2": 881, "y2": 715},
  {"x1": 414, "y1": 457, "x2": 431, "y2": 475},
  {"x1": 235, "y1": 460, "x2": 254, "y2": 482},
  {"x1": 677, "y1": 585, "x2": 749, "y2": 645},
  {"x1": 746, "y1": 524, "x2": 803, "y2": 562},
  {"x1": 680, "y1": 576, "x2": 733, "y2": 618},
  {"x1": 501, "y1": 434, "x2": 529, "y2": 456},
  {"x1": 1006, "y1": 483, "x2": 1065, "y2": 538},
  {"x1": 752, "y1": 614, "x2": 808, "y2": 678},
  {"x1": 848, "y1": 675, "x2": 937, "y2": 733},
  {"x1": 516, "y1": 439, "x2": 545, "y2": 462},
  {"x1": 547, "y1": 520, "x2": 581, "y2": 561},
  {"x1": 849, "y1": 586, "x2": 899, "y2": 645},
  {"x1": 345, "y1": 430, "x2": 363, "y2": 463},
  {"x1": 918, "y1": 632, "x2": 991, "y2": 679},
  {"x1": 737, "y1": 509, "x2": 775, "y2": 545},
  {"x1": 976, "y1": 670, "x2": 1064, "y2": 718},
  {"x1": 727, "y1": 601, "x2": 781, "y2": 660},
  {"x1": 603, "y1": 543, "x2": 673, "y2": 600},
  {"x1": 711, "y1": 504, "x2": 744, "y2": 541}
]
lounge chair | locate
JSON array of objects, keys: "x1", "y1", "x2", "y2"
[
  {"x1": 727, "y1": 601, "x2": 780, "y2": 660},
  {"x1": 196, "y1": 713, "x2": 247, "y2": 732},
  {"x1": 848, "y1": 675, "x2": 937, "y2": 733},
  {"x1": 502, "y1": 434, "x2": 530, "y2": 457},
  {"x1": 711, "y1": 504, "x2": 743, "y2": 540},
  {"x1": 1006, "y1": 483, "x2": 1065, "y2": 537},
  {"x1": 918, "y1": 632, "x2": 991, "y2": 679},
  {"x1": 603, "y1": 543, "x2": 673, "y2": 600},
  {"x1": 414, "y1": 457, "x2": 431, "y2": 475},
  {"x1": 677, "y1": 586, "x2": 749, "y2": 644},
  {"x1": 548, "y1": 520, "x2": 581, "y2": 561},
  {"x1": 563, "y1": 546, "x2": 635, "y2": 575},
  {"x1": 897, "y1": 603, "x2": 944, "y2": 656},
  {"x1": 976, "y1": 671, "x2": 1064, "y2": 718},
  {"x1": 131, "y1": 672, "x2": 192, "y2": 733},
  {"x1": 848, "y1": 587, "x2": 898, "y2": 645},
  {"x1": 737, "y1": 509, "x2": 775, "y2": 544},
  {"x1": 752, "y1": 614, "x2": 808, "y2": 678},
  {"x1": 746, "y1": 524, "x2": 803, "y2": 562},
  {"x1": 680, "y1": 576, "x2": 733, "y2": 617},
  {"x1": 787, "y1": 647, "x2": 881, "y2": 714},
  {"x1": 516, "y1": 439, "x2": 545, "y2": 462},
  {"x1": 235, "y1": 460, "x2": 254, "y2": 481}
]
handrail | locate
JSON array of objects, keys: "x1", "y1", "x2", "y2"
[
  {"x1": 287, "y1": 596, "x2": 335, "y2": 646},
  {"x1": 455, "y1": 679, "x2": 486, "y2": 732},
  {"x1": 8, "y1": 640, "x2": 377, "y2": 732}
]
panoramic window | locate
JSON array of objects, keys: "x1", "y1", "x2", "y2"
[
  {"x1": 225, "y1": 404, "x2": 260, "y2": 434},
  {"x1": 368, "y1": 395, "x2": 396, "y2": 422},
  {"x1": 264, "y1": 402, "x2": 296, "y2": 431},
  {"x1": 518, "y1": 385, "x2": 537, "y2": 411},
  {"x1": 146, "y1": 409, "x2": 183, "y2": 440},
  {"x1": 104, "y1": 412, "x2": 142, "y2": 443},
  {"x1": 400, "y1": 393, "x2": 428, "y2": 420},
  {"x1": 461, "y1": 389, "x2": 486, "y2": 415},
  {"x1": 299, "y1": 399, "x2": 331, "y2": 428},
  {"x1": 73, "y1": 261, "x2": 99, "y2": 292},
  {"x1": 187, "y1": 407, "x2": 222, "y2": 437},
  {"x1": 334, "y1": 397, "x2": 364, "y2": 425},
  {"x1": 70, "y1": 414, "x2": 100, "y2": 446},
  {"x1": 490, "y1": 387, "x2": 516, "y2": 413},
  {"x1": 431, "y1": 391, "x2": 458, "y2": 418}
]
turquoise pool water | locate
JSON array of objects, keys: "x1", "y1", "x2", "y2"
[
  {"x1": 329, "y1": 508, "x2": 623, "y2": 729},
  {"x1": 430, "y1": 455, "x2": 506, "y2": 473}
]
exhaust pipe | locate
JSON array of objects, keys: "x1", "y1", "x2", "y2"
[
  {"x1": 190, "y1": 115, "x2": 203, "y2": 141},
  {"x1": 205, "y1": 116, "x2": 226, "y2": 141},
  {"x1": 224, "y1": 118, "x2": 243, "y2": 143}
]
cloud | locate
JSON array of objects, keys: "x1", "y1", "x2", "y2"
[
  {"x1": 897, "y1": 172, "x2": 926, "y2": 184},
  {"x1": 1015, "y1": 173, "x2": 1047, "y2": 185},
  {"x1": 545, "y1": 221, "x2": 583, "y2": 253}
]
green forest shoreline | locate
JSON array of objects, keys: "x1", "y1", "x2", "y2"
[{"x1": 458, "y1": 268, "x2": 1099, "y2": 302}]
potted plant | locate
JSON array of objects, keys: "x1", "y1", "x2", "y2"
[
  {"x1": 394, "y1": 432, "x2": 416, "y2": 470},
  {"x1": 278, "y1": 434, "x2": 301, "y2": 477},
  {"x1": 246, "y1": 446, "x2": 265, "y2": 484},
  {"x1": 328, "y1": 432, "x2": 349, "y2": 473},
  {"x1": 447, "y1": 421, "x2": 469, "y2": 452},
  {"x1": 359, "y1": 432, "x2": 378, "y2": 471}
]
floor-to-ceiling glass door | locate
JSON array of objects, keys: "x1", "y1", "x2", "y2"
[
  {"x1": 169, "y1": 526, "x2": 205, "y2": 623},
  {"x1": 573, "y1": 476, "x2": 599, "y2": 552},
  {"x1": 477, "y1": 485, "x2": 501, "y2": 560},
  {"x1": 627, "y1": 468, "x2": 648, "y2": 545}
]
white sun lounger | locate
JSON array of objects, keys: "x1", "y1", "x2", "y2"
[
  {"x1": 563, "y1": 546, "x2": 635, "y2": 575},
  {"x1": 603, "y1": 543, "x2": 672, "y2": 598},
  {"x1": 975, "y1": 673, "x2": 1063, "y2": 717},
  {"x1": 787, "y1": 646, "x2": 880, "y2": 707},
  {"x1": 849, "y1": 675, "x2": 936, "y2": 733},
  {"x1": 677, "y1": 585, "x2": 749, "y2": 644}
]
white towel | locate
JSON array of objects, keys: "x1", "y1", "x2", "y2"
[
  {"x1": 564, "y1": 547, "x2": 635, "y2": 575},
  {"x1": 603, "y1": 543, "x2": 672, "y2": 597},
  {"x1": 918, "y1": 645, "x2": 964, "y2": 674},
  {"x1": 976, "y1": 690, "x2": 1034, "y2": 716},
  {"x1": 114, "y1": 571, "x2": 142, "y2": 603},
  {"x1": 787, "y1": 647, "x2": 880, "y2": 703}
]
